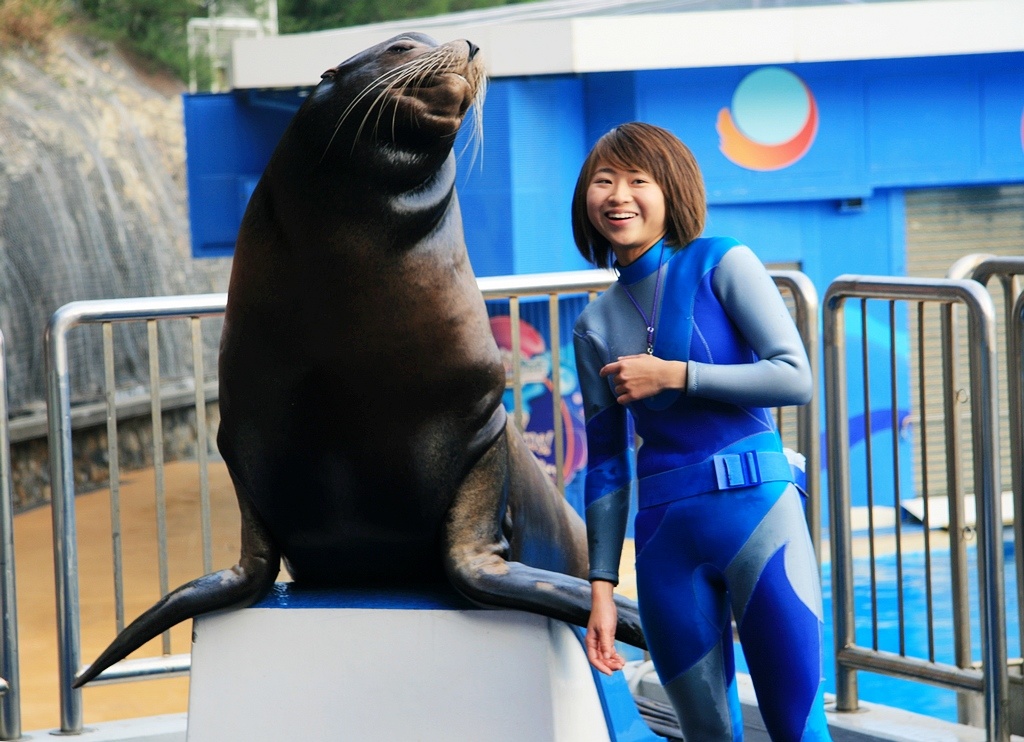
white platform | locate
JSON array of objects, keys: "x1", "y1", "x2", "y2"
[
  {"x1": 186, "y1": 587, "x2": 615, "y2": 741},
  {"x1": 901, "y1": 492, "x2": 1014, "y2": 530}
]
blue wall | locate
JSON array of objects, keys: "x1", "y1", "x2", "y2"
[
  {"x1": 186, "y1": 52, "x2": 1024, "y2": 282},
  {"x1": 183, "y1": 50, "x2": 1024, "y2": 511},
  {"x1": 184, "y1": 89, "x2": 300, "y2": 258}
]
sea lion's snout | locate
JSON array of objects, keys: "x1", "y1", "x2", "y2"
[
  {"x1": 378, "y1": 37, "x2": 484, "y2": 141},
  {"x1": 311, "y1": 34, "x2": 486, "y2": 168}
]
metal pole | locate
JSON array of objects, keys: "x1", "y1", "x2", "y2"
[
  {"x1": 1014, "y1": 290, "x2": 1024, "y2": 673},
  {"x1": 772, "y1": 271, "x2": 821, "y2": 563},
  {"x1": 962, "y1": 280, "x2": 1009, "y2": 741},
  {"x1": 548, "y1": 294, "x2": 565, "y2": 495},
  {"x1": 45, "y1": 305, "x2": 85, "y2": 734},
  {"x1": 44, "y1": 295, "x2": 227, "y2": 723},
  {"x1": 970, "y1": 258, "x2": 1024, "y2": 671},
  {"x1": 942, "y1": 262, "x2": 981, "y2": 724},
  {"x1": 822, "y1": 274, "x2": 1012, "y2": 734},
  {"x1": 0, "y1": 332, "x2": 21, "y2": 740},
  {"x1": 823, "y1": 280, "x2": 858, "y2": 710}
]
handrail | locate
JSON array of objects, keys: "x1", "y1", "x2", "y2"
[
  {"x1": 45, "y1": 295, "x2": 227, "y2": 734},
  {"x1": 0, "y1": 331, "x2": 20, "y2": 740},
  {"x1": 480, "y1": 267, "x2": 823, "y2": 555},
  {"x1": 823, "y1": 274, "x2": 1009, "y2": 742},
  {"x1": 43, "y1": 269, "x2": 821, "y2": 734},
  {"x1": 771, "y1": 270, "x2": 822, "y2": 563},
  {"x1": 951, "y1": 256, "x2": 1024, "y2": 678}
]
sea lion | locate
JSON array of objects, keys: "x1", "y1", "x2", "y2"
[{"x1": 74, "y1": 32, "x2": 645, "y2": 688}]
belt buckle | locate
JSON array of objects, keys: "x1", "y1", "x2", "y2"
[{"x1": 713, "y1": 452, "x2": 762, "y2": 490}]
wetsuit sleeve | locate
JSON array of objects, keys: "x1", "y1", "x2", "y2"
[
  {"x1": 686, "y1": 244, "x2": 813, "y2": 408},
  {"x1": 573, "y1": 326, "x2": 634, "y2": 585}
]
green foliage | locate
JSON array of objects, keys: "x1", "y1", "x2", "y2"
[
  {"x1": 78, "y1": 0, "x2": 203, "y2": 77},
  {"x1": 77, "y1": 0, "x2": 532, "y2": 83},
  {"x1": 0, "y1": 0, "x2": 68, "y2": 51}
]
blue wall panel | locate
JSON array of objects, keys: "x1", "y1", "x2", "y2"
[
  {"x1": 456, "y1": 84, "x2": 514, "y2": 277},
  {"x1": 866, "y1": 70, "x2": 979, "y2": 184},
  {"x1": 981, "y1": 69, "x2": 1024, "y2": 176},
  {"x1": 184, "y1": 91, "x2": 300, "y2": 257},
  {"x1": 181, "y1": 49, "x2": 1023, "y2": 512},
  {"x1": 582, "y1": 71, "x2": 639, "y2": 148},
  {"x1": 507, "y1": 76, "x2": 591, "y2": 275},
  {"x1": 185, "y1": 52, "x2": 1023, "y2": 265},
  {"x1": 636, "y1": 64, "x2": 873, "y2": 204}
]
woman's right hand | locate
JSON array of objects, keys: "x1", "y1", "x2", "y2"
[{"x1": 586, "y1": 580, "x2": 627, "y2": 675}]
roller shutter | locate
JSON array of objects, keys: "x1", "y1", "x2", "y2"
[{"x1": 905, "y1": 185, "x2": 1024, "y2": 500}]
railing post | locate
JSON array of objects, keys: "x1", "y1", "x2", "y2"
[
  {"x1": 38, "y1": 277, "x2": 823, "y2": 728},
  {"x1": 823, "y1": 275, "x2": 1009, "y2": 740},
  {"x1": 967, "y1": 258, "x2": 1024, "y2": 680},
  {"x1": 45, "y1": 305, "x2": 85, "y2": 735},
  {"x1": 772, "y1": 271, "x2": 822, "y2": 563},
  {"x1": 0, "y1": 332, "x2": 21, "y2": 740},
  {"x1": 43, "y1": 295, "x2": 228, "y2": 729},
  {"x1": 1014, "y1": 289, "x2": 1024, "y2": 682},
  {"x1": 941, "y1": 293, "x2": 980, "y2": 724},
  {"x1": 961, "y1": 281, "x2": 1009, "y2": 741},
  {"x1": 823, "y1": 280, "x2": 858, "y2": 711}
]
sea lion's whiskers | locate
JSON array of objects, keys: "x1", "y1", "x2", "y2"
[
  {"x1": 456, "y1": 72, "x2": 486, "y2": 173},
  {"x1": 322, "y1": 63, "x2": 422, "y2": 161},
  {"x1": 356, "y1": 55, "x2": 443, "y2": 145},
  {"x1": 322, "y1": 44, "x2": 481, "y2": 161},
  {"x1": 368, "y1": 52, "x2": 453, "y2": 142}
]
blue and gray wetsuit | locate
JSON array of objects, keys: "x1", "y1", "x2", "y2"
[{"x1": 573, "y1": 236, "x2": 831, "y2": 741}]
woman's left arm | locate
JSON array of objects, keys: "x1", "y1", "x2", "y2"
[{"x1": 687, "y1": 244, "x2": 812, "y2": 408}]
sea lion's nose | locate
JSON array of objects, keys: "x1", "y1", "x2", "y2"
[{"x1": 466, "y1": 41, "x2": 480, "y2": 60}]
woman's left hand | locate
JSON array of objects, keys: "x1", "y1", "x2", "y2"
[{"x1": 600, "y1": 354, "x2": 687, "y2": 404}]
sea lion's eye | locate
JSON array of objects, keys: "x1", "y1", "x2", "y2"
[
  {"x1": 388, "y1": 42, "x2": 415, "y2": 54},
  {"x1": 321, "y1": 69, "x2": 336, "y2": 80}
]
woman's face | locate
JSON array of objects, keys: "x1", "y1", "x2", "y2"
[{"x1": 586, "y1": 161, "x2": 667, "y2": 266}]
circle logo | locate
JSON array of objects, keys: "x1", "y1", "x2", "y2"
[{"x1": 717, "y1": 67, "x2": 819, "y2": 171}]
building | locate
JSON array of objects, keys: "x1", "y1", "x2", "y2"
[{"x1": 182, "y1": 0, "x2": 1024, "y2": 509}]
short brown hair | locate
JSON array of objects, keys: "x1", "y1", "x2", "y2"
[{"x1": 571, "y1": 122, "x2": 707, "y2": 268}]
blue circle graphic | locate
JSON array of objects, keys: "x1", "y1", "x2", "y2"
[{"x1": 731, "y1": 67, "x2": 810, "y2": 145}]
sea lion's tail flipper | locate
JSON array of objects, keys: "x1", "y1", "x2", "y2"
[
  {"x1": 448, "y1": 555, "x2": 647, "y2": 649},
  {"x1": 73, "y1": 495, "x2": 280, "y2": 688},
  {"x1": 443, "y1": 429, "x2": 646, "y2": 649}
]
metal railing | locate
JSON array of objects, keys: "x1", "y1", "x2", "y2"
[
  {"x1": 45, "y1": 294, "x2": 227, "y2": 735},
  {"x1": 824, "y1": 275, "x2": 1010, "y2": 741},
  {"x1": 41, "y1": 268, "x2": 822, "y2": 734},
  {"x1": 0, "y1": 331, "x2": 21, "y2": 741},
  {"x1": 478, "y1": 268, "x2": 822, "y2": 554},
  {"x1": 947, "y1": 255, "x2": 1024, "y2": 685}
]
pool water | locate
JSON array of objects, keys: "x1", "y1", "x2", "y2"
[{"x1": 737, "y1": 531, "x2": 1019, "y2": 723}]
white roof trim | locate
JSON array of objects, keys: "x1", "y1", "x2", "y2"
[{"x1": 231, "y1": 0, "x2": 1024, "y2": 89}]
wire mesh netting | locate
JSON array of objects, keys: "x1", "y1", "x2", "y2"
[{"x1": 0, "y1": 38, "x2": 232, "y2": 415}]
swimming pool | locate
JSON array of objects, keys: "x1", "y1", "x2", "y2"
[{"x1": 737, "y1": 530, "x2": 1019, "y2": 722}]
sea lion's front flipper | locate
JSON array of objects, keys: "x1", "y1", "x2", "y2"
[
  {"x1": 73, "y1": 487, "x2": 280, "y2": 688},
  {"x1": 443, "y1": 432, "x2": 646, "y2": 649}
]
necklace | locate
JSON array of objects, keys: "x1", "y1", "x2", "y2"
[{"x1": 618, "y1": 241, "x2": 666, "y2": 355}]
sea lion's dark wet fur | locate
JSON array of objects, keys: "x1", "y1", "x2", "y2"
[{"x1": 74, "y1": 33, "x2": 644, "y2": 688}]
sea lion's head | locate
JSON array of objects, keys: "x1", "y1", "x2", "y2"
[{"x1": 302, "y1": 32, "x2": 485, "y2": 184}]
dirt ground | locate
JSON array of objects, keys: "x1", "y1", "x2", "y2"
[
  {"x1": 15, "y1": 460, "x2": 241, "y2": 731},
  {"x1": 13, "y1": 459, "x2": 636, "y2": 732}
]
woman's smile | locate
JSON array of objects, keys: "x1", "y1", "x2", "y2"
[{"x1": 586, "y1": 162, "x2": 667, "y2": 266}]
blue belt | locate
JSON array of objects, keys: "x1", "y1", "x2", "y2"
[{"x1": 639, "y1": 449, "x2": 794, "y2": 510}]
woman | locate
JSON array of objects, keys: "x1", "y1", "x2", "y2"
[{"x1": 571, "y1": 122, "x2": 830, "y2": 741}]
